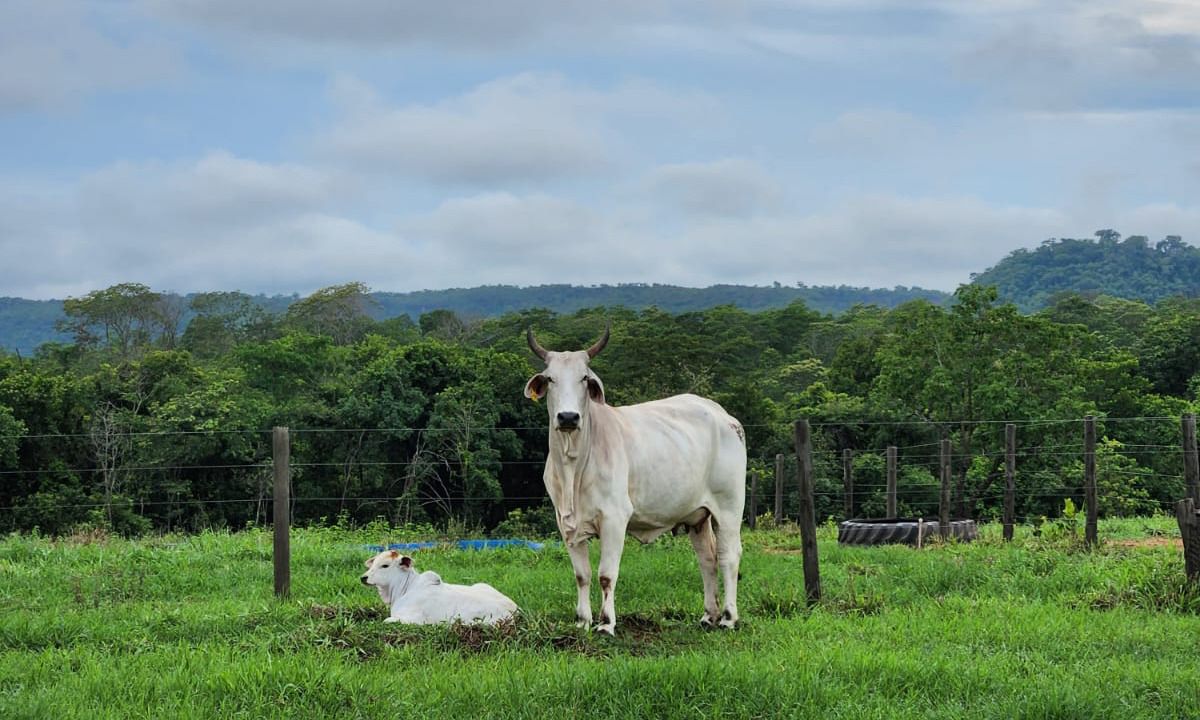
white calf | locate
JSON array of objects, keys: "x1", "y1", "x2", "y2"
[{"x1": 360, "y1": 550, "x2": 518, "y2": 625}]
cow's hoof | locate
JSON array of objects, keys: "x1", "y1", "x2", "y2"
[
  {"x1": 718, "y1": 610, "x2": 737, "y2": 629},
  {"x1": 594, "y1": 622, "x2": 616, "y2": 636},
  {"x1": 699, "y1": 614, "x2": 717, "y2": 629},
  {"x1": 575, "y1": 617, "x2": 592, "y2": 629}
]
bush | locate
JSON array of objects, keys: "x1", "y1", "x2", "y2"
[{"x1": 492, "y1": 505, "x2": 558, "y2": 538}]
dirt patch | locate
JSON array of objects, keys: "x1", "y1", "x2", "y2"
[
  {"x1": 1108, "y1": 537, "x2": 1182, "y2": 549},
  {"x1": 761, "y1": 547, "x2": 804, "y2": 555}
]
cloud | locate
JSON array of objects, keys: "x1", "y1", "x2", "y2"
[
  {"x1": 396, "y1": 189, "x2": 1109, "y2": 292},
  {"x1": 0, "y1": 0, "x2": 177, "y2": 112},
  {"x1": 808, "y1": 110, "x2": 936, "y2": 154},
  {"x1": 77, "y1": 151, "x2": 337, "y2": 231},
  {"x1": 957, "y1": 2, "x2": 1200, "y2": 110},
  {"x1": 642, "y1": 159, "x2": 782, "y2": 218},
  {"x1": 150, "y1": 0, "x2": 676, "y2": 49},
  {"x1": 315, "y1": 73, "x2": 716, "y2": 185},
  {"x1": 0, "y1": 152, "x2": 408, "y2": 298}
]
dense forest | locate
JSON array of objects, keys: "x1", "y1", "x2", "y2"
[
  {"x1": 1, "y1": 279, "x2": 1197, "y2": 536},
  {"x1": 5, "y1": 231, "x2": 1197, "y2": 356},
  {"x1": 973, "y1": 231, "x2": 1200, "y2": 311},
  {"x1": 0, "y1": 284, "x2": 949, "y2": 356}
]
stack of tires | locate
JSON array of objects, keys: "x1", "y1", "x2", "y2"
[{"x1": 837, "y1": 518, "x2": 977, "y2": 546}]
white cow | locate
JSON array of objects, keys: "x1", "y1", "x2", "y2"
[
  {"x1": 524, "y1": 327, "x2": 747, "y2": 635},
  {"x1": 360, "y1": 550, "x2": 519, "y2": 625}
]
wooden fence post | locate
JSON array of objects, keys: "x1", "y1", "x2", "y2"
[
  {"x1": 1084, "y1": 415, "x2": 1097, "y2": 548},
  {"x1": 774, "y1": 453, "x2": 784, "y2": 524},
  {"x1": 886, "y1": 446, "x2": 898, "y2": 518},
  {"x1": 748, "y1": 467, "x2": 759, "y2": 530},
  {"x1": 1183, "y1": 413, "x2": 1199, "y2": 504},
  {"x1": 1003, "y1": 423, "x2": 1016, "y2": 542},
  {"x1": 939, "y1": 436, "x2": 951, "y2": 541},
  {"x1": 842, "y1": 448, "x2": 854, "y2": 520},
  {"x1": 794, "y1": 420, "x2": 821, "y2": 604},
  {"x1": 273, "y1": 426, "x2": 291, "y2": 598},
  {"x1": 1177, "y1": 498, "x2": 1199, "y2": 582}
]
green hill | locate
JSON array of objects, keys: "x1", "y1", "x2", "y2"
[
  {"x1": 971, "y1": 231, "x2": 1200, "y2": 311},
  {"x1": 0, "y1": 284, "x2": 948, "y2": 356}
]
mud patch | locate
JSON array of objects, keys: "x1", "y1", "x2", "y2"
[{"x1": 1108, "y1": 537, "x2": 1182, "y2": 549}]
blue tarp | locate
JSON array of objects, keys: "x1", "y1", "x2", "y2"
[{"x1": 364, "y1": 539, "x2": 547, "y2": 552}]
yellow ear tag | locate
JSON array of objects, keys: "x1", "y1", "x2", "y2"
[{"x1": 530, "y1": 389, "x2": 540, "y2": 403}]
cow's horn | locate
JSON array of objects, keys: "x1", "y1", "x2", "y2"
[
  {"x1": 527, "y1": 328, "x2": 549, "y2": 362},
  {"x1": 586, "y1": 324, "x2": 610, "y2": 359}
]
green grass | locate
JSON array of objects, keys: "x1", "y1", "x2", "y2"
[{"x1": 1, "y1": 517, "x2": 1198, "y2": 719}]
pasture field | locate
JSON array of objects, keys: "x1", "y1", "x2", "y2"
[{"x1": 1, "y1": 518, "x2": 1198, "y2": 719}]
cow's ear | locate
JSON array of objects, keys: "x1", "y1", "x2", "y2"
[
  {"x1": 400, "y1": 555, "x2": 413, "y2": 569},
  {"x1": 586, "y1": 375, "x2": 605, "y2": 404},
  {"x1": 364, "y1": 557, "x2": 374, "y2": 569},
  {"x1": 524, "y1": 374, "x2": 549, "y2": 402}
]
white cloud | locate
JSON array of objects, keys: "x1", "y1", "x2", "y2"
[
  {"x1": 957, "y1": 3, "x2": 1200, "y2": 110},
  {"x1": 0, "y1": 152, "x2": 403, "y2": 298},
  {"x1": 315, "y1": 73, "x2": 716, "y2": 185},
  {"x1": 77, "y1": 151, "x2": 338, "y2": 231},
  {"x1": 642, "y1": 159, "x2": 782, "y2": 218},
  {"x1": 0, "y1": 0, "x2": 178, "y2": 111},
  {"x1": 147, "y1": 0, "x2": 746, "y2": 49}
]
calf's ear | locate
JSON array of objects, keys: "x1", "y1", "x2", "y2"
[
  {"x1": 400, "y1": 555, "x2": 413, "y2": 568},
  {"x1": 524, "y1": 374, "x2": 549, "y2": 402}
]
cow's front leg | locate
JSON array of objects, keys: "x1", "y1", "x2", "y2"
[
  {"x1": 565, "y1": 539, "x2": 592, "y2": 628},
  {"x1": 595, "y1": 521, "x2": 627, "y2": 636}
]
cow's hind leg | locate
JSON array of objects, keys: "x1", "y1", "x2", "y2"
[
  {"x1": 711, "y1": 510, "x2": 743, "y2": 628},
  {"x1": 595, "y1": 520, "x2": 627, "y2": 636},
  {"x1": 688, "y1": 515, "x2": 720, "y2": 627},
  {"x1": 566, "y1": 540, "x2": 592, "y2": 628}
]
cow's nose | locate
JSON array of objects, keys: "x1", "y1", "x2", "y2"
[
  {"x1": 360, "y1": 575, "x2": 369, "y2": 585},
  {"x1": 556, "y1": 411, "x2": 580, "y2": 429}
]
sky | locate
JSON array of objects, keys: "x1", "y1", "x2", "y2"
[{"x1": 1, "y1": 0, "x2": 1199, "y2": 300}]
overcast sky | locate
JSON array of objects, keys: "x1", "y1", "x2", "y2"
[{"x1": 2, "y1": 0, "x2": 1198, "y2": 299}]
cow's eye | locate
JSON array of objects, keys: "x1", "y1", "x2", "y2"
[{"x1": 380, "y1": 564, "x2": 389, "y2": 568}]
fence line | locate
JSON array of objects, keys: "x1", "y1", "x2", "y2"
[{"x1": 1, "y1": 415, "x2": 1192, "y2": 441}]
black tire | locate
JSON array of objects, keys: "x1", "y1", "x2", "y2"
[{"x1": 837, "y1": 518, "x2": 977, "y2": 546}]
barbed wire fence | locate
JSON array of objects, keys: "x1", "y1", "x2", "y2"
[{"x1": 2, "y1": 414, "x2": 1198, "y2": 595}]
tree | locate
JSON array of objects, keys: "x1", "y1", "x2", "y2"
[
  {"x1": 182, "y1": 291, "x2": 275, "y2": 356},
  {"x1": 57, "y1": 283, "x2": 181, "y2": 358},
  {"x1": 284, "y1": 283, "x2": 377, "y2": 344}
]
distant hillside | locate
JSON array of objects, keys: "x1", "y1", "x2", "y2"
[
  {"x1": 0, "y1": 283, "x2": 948, "y2": 355},
  {"x1": 0, "y1": 298, "x2": 69, "y2": 357},
  {"x1": 370, "y1": 283, "x2": 947, "y2": 320},
  {"x1": 972, "y1": 231, "x2": 1200, "y2": 311}
]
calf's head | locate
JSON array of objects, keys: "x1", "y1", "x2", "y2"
[
  {"x1": 524, "y1": 326, "x2": 608, "y2": 432},
  {"x1": 361, "y1": 550, "x2": 415, "y2": 603}
]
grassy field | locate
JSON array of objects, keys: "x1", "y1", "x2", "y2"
[{"x1": 1, "y1": 518, "x2": 1197, "y2": 719}]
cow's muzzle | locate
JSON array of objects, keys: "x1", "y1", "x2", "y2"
[
  {"x1": 360, "y1": 575, "x2": 370, "y2": 585},
  {"x1": 556, "y1": 411, "x2": 580, "y2": 431}
]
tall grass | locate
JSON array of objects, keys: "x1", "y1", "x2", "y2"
[{"x1": 1, "y1": 517, "x2": 1197, "y2": 719}]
